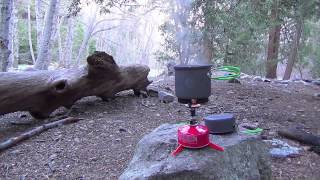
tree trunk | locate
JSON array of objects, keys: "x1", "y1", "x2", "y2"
[
  {"x1": 35, "y1": 0, "x2": 58, "y2": 70},
  {"x1": 0, "y1": 0, "x2": 13, "y2": 72},
  {"x1": 62, "y1": 17, "x2": 74, "y2": 68},
  {"x1": 35, "y1": 0, "x2": 44, "y2": 53},
  {"x1": 75, "y1": 16, "x2": 96, "y2": 66},
  {"x1": 283, "y1": 20, "x2": 303, "y2": 80},
  {"x1": 28, "y1": 0, "x2": 36, "y2": 64},
  {"x1": 0, "y1": 51, "x2": 151, "y2": 119},
  {"x1": 57, "y1": 18, "x2": 64, "y2": 66},
  {"x1": 8, "y1": 0, "x2": 18, "y2": 70},
  {"x1": 266, "y1": 0, "x2": 281, "y2": 79}
]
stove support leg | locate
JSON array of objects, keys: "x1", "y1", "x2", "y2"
[
  {"x1": 208, "y1": 143, "x2": 224, "y2": 152},
  {"x1": 171, "y1": 144, "x2": 184, "y2": 156}
]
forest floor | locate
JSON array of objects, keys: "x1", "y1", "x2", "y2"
[{"x1": 0, "y1": 76, "x2": 319, "y2": 180}]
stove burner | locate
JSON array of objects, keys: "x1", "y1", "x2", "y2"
[{"x1": 172, "y1": 99, "x2": 224, "y2": 156}]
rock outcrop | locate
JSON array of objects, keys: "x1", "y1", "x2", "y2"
[{"x1": 120, "y1": 123, "x2": 271, "y2": 180}]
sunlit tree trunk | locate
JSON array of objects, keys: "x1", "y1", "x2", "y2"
[
  {"x1": 266, "y1": 0, "x2": 281, "y2": 79},
  {"x1": 35, "y1": 0, "x2": 44, "y2": 53},
  {"x1": 0, "y1": 0, "x2": 12, "y2": 72},
  {"x1": 62, "y1": 17, "x2": 74, "y2": 68},
  {"x1": 35, "y1": 0, "x2": 58, "y2": 70},
  {"x1": 75, "y1": 15, "x2": 96, "y2": 66},
  {"x1": 28, "y1": 0, "x2": 36, "y2": 64},
  {"x1": 8, "y1": 0, "x2": 18, "y2": 69},
  {"x1": 283, "y1": 20, "x2": 303, "y2": 80}
]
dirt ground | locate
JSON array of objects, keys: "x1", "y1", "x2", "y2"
[{"x1": 0, "y1": 77, "x2": 319, "y2": 180}]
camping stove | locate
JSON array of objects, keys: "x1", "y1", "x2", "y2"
[{"x1": 172, "y1": 99, "x2": 224, "y2": 156}]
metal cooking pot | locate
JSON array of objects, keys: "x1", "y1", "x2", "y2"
[{"x1": 174, "y1": 64, "x2": 212, "y2": 103}]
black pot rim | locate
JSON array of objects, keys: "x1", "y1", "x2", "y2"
[{"x1": 174, "y1": 64, "x2": 212, "y2": 70}]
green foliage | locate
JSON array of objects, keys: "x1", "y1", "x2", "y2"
[
  {"x1": 88, "y1": 39, "x2": 97, "y2": 55},
  {"x1": 157, "y1": 0, "x2": 320, "y2": 77},
  {"x1": 17, "y1": 20, "x2": 37, "y2": 55}
]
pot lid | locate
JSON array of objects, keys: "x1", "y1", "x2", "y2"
[{"x1": 174, "y1": 64, "x2": 212, "y2": 70}]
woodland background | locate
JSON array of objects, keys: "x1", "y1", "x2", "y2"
[{"x1": 0, "y1": 0, "x2": 320, "y2": 80}]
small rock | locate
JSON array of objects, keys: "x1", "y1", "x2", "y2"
[
  {"x1": 74, "y1": 137, "x2": 80, "y2": 143},
  {"x1": 253, "y1": 76, "x2": 263, "y2": 82},
  {"x1": 264, "y1": 79, "x2": 271, "y2": 83},
  {"x1": 227, "y1": 90, "x2": 234, "y2": 94},
  {"x1": 119, "y1": 128, "x2": 127, "y2": 133},
  {"x1": 309, "y1": 146, "x2": 320, "y2": 155},
  {"x1": 9, "y1": 149, "x2": 21, "y2": 155},
  {"x1": 314, "y1": 93, "x2": 320, "y2": 98},
  {"x1": 265, "y1": 139, "x2": 301, "y2": 158},
  {"x1": 19, "y1": 114, "x2": 27, "y2": 118},
  {"x1": 158, "y1": 91, "x2": 174, "y2": 103},
  {"x1": 49, "y1": 154, "x2": 57, "y2": 161},
  {"x1": 228, "y1": 79, "x2": 241, "y2": 84},
  {"x1": 312, "y1": 80, "x2": 320, "y2": 86},
  {"x1": 275, "y1": 80, "x2": 291, "y2": 84},
  {"x1": 240, "y1": 122, "x2": 259, "y2": 130},
  {"x1": 146, "y1": 86, "x2": 158, "y2": 97}
]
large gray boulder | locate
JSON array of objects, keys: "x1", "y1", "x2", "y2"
[{"x1": 120, "y1": 124, "x2": 271, "y2": 180}]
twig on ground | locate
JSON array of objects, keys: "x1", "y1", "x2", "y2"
[
  {"x1": 278, "y1": 127, "x2": 320, "y2": 146},
  {"x1": 0, "y1": 117, "x2": 83, "y2": 152}
]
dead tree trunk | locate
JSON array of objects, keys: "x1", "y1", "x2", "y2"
[
  {"x1": 0, "y1": 0, "x2": 13, "y2": 72},
  {"x1": 0, "y1": 51, "x2": 151, "y2": 119},
  {"x1": 283, "y1": 20, "x2": 303, "y2": 80},
  {"x1": 265, "y1": 0, "x2": 281, "y2": 79},
  {"x1": 34, "y1": 0, "x2": 58, "y2": 70}
]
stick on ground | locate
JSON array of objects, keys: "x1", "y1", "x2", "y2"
[
  {"x1": 0, "y1": 117, "x2": 83, "y2": 152},
  {"x1": 278, "y1": 127, "x2": 320, "y2": 146}
]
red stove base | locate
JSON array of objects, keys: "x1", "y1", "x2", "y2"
[{"x1": 171, "y1": 124, "x2": 224, "y2": 156}]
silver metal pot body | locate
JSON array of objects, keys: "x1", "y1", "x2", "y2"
[{"x1": 174, "y1": 65, "x2": 212, "y2": 102}]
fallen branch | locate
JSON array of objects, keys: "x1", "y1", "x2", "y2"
[
  {"x1": 278, "y1": 127, "x2": 320, "y2": 146},
  {"x1": 0, "y1": 117, "x2": 83, "y2": 152}
]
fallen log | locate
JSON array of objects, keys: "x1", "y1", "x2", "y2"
[
  {"x1": 278, "y1": 127, "x2": 320, "y2": 146},
  {"x1": 0, "y1": 117, "x2": 82, "y2": 151},
  {"x1": 0, "y1": 51, "x2": 151, "y2": 118}
]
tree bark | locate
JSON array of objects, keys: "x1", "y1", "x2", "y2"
[
  {"x1": 283, "y1": 20, "x2": 303, "y2": 80},
  {"x1": 278, "y1": 127, "x2": 320, "y2": 146},
  {"x1": 8, "y1": 0, "x2": 18, "y2": 69},
  {"x1": 75, "y1": 14, "x2": 96, "y2": 66},
  {"x1": 35, "y1": 0, "x2": 58, "y2": 70},
  {"x1": 265, "y1": 0, "x2": 281, "y2": 79},
  {"x1": 62, "y1": 17, "x2": 74, "y2": 68},
  {"x1": 28, "y1": 0, "x2": 36, "y2": 64},
  {"x1": 0, "y1": 51, "x2": 151, "y2": 119},
  {"x1": 35, "y1": 0, "x2": 44, "y2": 53},
  {"x1": 0, "y1": 0, "x2": 13, "y2": 72}
]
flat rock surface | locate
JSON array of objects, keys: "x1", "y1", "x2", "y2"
[{"x1": 120, "y1": 123, "x2": 271, "y2": 180}]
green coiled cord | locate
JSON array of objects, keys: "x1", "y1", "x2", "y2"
[{"x1": 211, "y1": 66, "x2": 241, "y2": 80}]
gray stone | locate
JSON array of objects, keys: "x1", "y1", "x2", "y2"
[
  {"x1": 120, "y1": 124, "x2": 271, "y2": 180},
  {"x1": 264, "y1": 139, "x2": 301, "y2": 158},
  {"x1": 158, "y1": 91, "x2": 175, "y2": 103},
  {"x1": 274, "y1": 80, "x2": 291, "y2": 84},
  {"x1": 253, "y1": 76, "x2": 263, "y2": 82},
  {"x1": 314, "y1": 93, "x2": 320, "y2": 98},
  {"x1": 312, "y1": 80, "x2": 320, "y2": 86}
]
